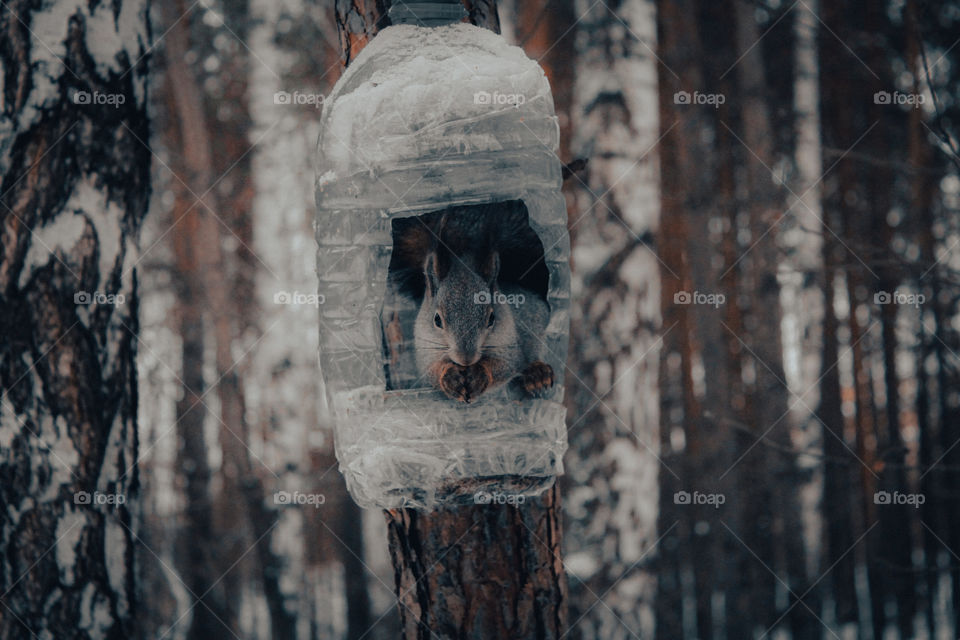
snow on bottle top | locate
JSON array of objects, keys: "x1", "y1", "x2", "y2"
[{"x1": 317, "y1": 23, "x2": 557, "y2": 180}]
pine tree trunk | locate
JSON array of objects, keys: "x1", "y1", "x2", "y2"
[
  {"x1": 862, "y1": 4, "x2": 917, "y2": 634},
  {"x1": 332, "y1": 2, "x2": 567, "y2": 638},
  {"x1": 0, "y1": 1, "x2": 151, "y2": 637},
  {"x1": 908, "y1": 3, "x2": 946, "y2": 635},
  {"x1": 654, "y1": 0, "x2": 706, "y2": 635},
  {"x1": 160, "y1": 1, "x2": 236, "y2": 635}
]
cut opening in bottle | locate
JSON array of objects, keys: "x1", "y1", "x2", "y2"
[{"x1": 381, "y1": 200, "x2": 550, "y2": 397}]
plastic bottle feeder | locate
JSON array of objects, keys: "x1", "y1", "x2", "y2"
[{"x1": 315, "y1": 14, "x2": 570, "y2": 510}]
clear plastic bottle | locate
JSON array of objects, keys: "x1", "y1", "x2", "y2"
[{"x1": 315, "y1": 21, "x2": 570, "y2": 510}]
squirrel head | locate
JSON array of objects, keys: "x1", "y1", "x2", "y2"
[{"x1": 420, "y1": 247, "x2": 503, "y2": 367}]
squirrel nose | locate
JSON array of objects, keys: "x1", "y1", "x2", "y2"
[{"x1": 451, "y1": 352, "x2": 481, "y2": 366}]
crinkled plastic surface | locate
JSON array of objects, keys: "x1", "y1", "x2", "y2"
[{"x1": 315, "y1": 23, "x2": 570, "y2": 510}]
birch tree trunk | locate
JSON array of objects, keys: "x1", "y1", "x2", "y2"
[
  {"x1": 0, "y1": 1, "x2": 151, "y2": 637},
  {"x1": 248, "y1": 1, "x2": 374, "y2": 635},
  {"x1": 562, "y1": 1, "x2": 663, "y2": 638}
]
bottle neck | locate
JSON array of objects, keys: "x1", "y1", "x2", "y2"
[{"x1": 388, "y1": 1, "x2": 467, "y2": 27}]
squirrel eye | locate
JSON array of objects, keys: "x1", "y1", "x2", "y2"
[
  {"x1": 434, "y1": 313, "x2": 443, "y2": 328},
  {"x1": 487, "y1": 311, "x2": 495, "y2": 328}
]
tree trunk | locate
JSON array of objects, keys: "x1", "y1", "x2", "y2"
[
  {"x1": 332, "y1": 2, "x2": 567, "y2": 638},
  {"x1": 0, "y1": 1, "x2": 150, "y2": 637},
  {"x1": 201, "y1": 1, "x2": 300, "y2": 636},
  {"x1": 387, "y1": 489, "x2": 565, "y2": 638},
  {"x1": 908, "y1": 3, "x2": 947, "y2": 636},
  {"x1": 862, "y1": 4, "x2": 917, "y2": 635},
  {"x1": 248, "y1": 1, "x2": 369, "y2": 635},
  {"x1": 818, "y1": 184, "x2": 859, "y2": 627},
  {"x1": 161, "y1": 0, "x2": 299, "y2": 636},
  {"x1": 729, "y1": 1, "x2": 813, "y2": 636},
  {"x1": 463, "y1": 0, "x2": 500, "y2": 32},
  {"x1": 654, "y1": 0, "x2": 713, "y2": 638},
  {"x1": 563, "y1": 0, "x2": 663, "y2": 636},
  {"x1": 335, "y1": 1, "x2": 393, "y2": 67},
  {"x1": 161, "y1": 1, "x2": 236, "y2": 635}
]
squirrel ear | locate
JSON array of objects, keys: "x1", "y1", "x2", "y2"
[
  {"x1": 482, "y1": 251, "x2": 500, "y2": 287},
  {"x1": 424, "y1": 252, "x2": 440, "y2": 298}
]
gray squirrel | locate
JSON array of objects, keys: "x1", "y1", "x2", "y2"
[{"x1": 405, "y1": 205, "x2": 554, "y2": 403}]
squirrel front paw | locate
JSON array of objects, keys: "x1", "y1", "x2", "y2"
[
  {"x1": 439, "y1": 362, "x2": 491, "y2": 403},
  {"x1": 520, "y1": 360, "x2": 554, "y2": 395}
]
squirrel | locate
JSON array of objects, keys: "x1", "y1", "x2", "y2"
[{"x1": 398, "y1": 202, "x2": 555, "y2": 403}]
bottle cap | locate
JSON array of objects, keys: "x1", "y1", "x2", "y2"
[{"x1": 388, "y1": 1, "x2": 467, "y2": 27}]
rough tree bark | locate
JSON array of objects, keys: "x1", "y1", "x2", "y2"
[
  {"x1": 0, "y1": 1, "x2": 151, "y2": 638},
  {"x1": 332, "y1": 2, "x2": 567, "y2": 638}
]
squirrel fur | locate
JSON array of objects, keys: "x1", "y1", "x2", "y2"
[{"x1": 395, "y1": 202, "x2": 554, "y2": 402}]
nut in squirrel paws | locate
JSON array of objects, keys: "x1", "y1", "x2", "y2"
[
  {"x1": 519, "y1": 360, "x2": 554, "y2": 395},
  {"x1": 439, "y1": 362, "x2": 491, "y2": 403}
]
